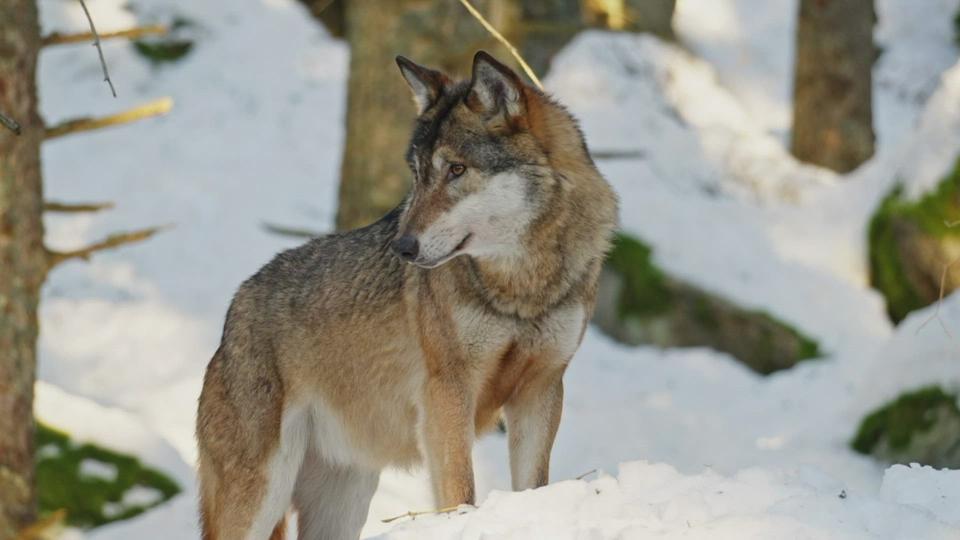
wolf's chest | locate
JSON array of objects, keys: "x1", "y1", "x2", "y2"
[{"x1": 451, "y1": 301, "x2": 586, "y2": 366}]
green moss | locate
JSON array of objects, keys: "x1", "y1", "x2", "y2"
[
  {"x1": 851, "y1": 386, "x2": 960, "y2": 454},
  {"x1": 132, "y1": 17, "x2": 195, "y2": 65},
  {"x1": 36, "y1": 423, "x2": 181, "y2": 528},
  {"x1": 868, "y1": 158, "x2": 960, "y2": 322},
  {"x1": 954, "y1": 8, "x2": 960, "y2": 47},
  {"x1": 605, "y1": 232, "x2": 673, "y2": 319}
]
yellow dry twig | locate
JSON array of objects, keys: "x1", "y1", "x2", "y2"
[
  {"x1": 16, "y1": 509, "x2": 67, "y2": 540},
  {"x1": 45, "y1": 97, "x2": 173, "y2": 140},
  {"x1": 44, "y1": 200, "x2": 115, "y2": 213},
  {"x1": 42, "y1": 24, "x2": 168, "y2": 46},
  {"x1": 381, "y1": 505, "x2": 463, "y2": 524},
  {"x1": 457, "y1": 0, "x2": 544, "y2": 91},
  {"x1": 46, "y1": 225, "x2": 170, "y2": 270}
]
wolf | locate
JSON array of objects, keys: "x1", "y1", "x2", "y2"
[{"x1": 196, "y1": 51, "x2": 618, "y2": 540}]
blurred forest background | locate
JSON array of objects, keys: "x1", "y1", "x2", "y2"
[{"x1": 1, "y1": 0, "x2": 960, "y2": 538}]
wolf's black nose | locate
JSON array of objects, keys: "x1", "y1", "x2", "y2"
[{"x1": 391, "y1": 235, "x2": 419, "y2": 262}]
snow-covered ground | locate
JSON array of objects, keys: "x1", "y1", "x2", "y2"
[{"x1": 32, "y1": 0, "x2": 960, "y2": 538}]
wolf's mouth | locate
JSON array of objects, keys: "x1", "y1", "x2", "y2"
[{"x1": 413, "y1": 233, "x2": 472, "y2": 269}]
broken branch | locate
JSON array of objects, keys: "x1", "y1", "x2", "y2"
[
  {"x1": 0, "y1": 111, "x2": 22, "y2": 135},
  {"x1": 43, "y1": 24, "x2": 168, "y2": 46},
  {"x1": 381, "y1": 505, "x2": 463, "y2": 524},
  {"x1": 45, "y1": 97, "x2": 173, "y2": 140},
  {"x1": 77, "y1": 0, "x2": 117, "y2": 97},
  {"x1": 44, "y1": 201, "x2": 115, "y2": 213},
  {"x1": 262, "y1": 222, "x2": 322, "y2": 239},
  {"x1": 46, "y1": 225, "x2": 169, "y2": 270},
  {"x1": 458, "y1": 0, "x2": 544, "y2": 91}
]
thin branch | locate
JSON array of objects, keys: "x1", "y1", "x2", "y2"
[
  {"x1": 262, "y1": 222, "x2": 322, "y2": 239},
  {"x1": 457, "y1": 0, "x2": 544, "y2": 91},
  {"x1": 915, "y1": 218, "x2": 960, "y2": 344},
  {"x1": 915, "y1": 254, "x2": 959, "y2": 344},
  {"x1": 43, "y1": 24, "x2": 168, "y2": 46},
  {"x1": 44, "y1": 200, "x2": 115, "y2": 213},
  {"x1": 46, "y1": 225, "x2": 169, "y2": 270},
  {"x1": 45, "y1": 97, "x2": 173, "y2": 140},
  {"x1": 77, "y1": 0, "x2": 117, "y2": 97},
  {"x1": 575, "y1": 468, "x2": 598, "y2": 480},
  {"x1": 0, "y1": 111, "x2": 22, "y2": 135},
  {"x1": 381, "y1": 505, "x2": 463, "y2": 524},
  {"x1": 591, "y1": 149, "x2": 646, "y2": 161}
]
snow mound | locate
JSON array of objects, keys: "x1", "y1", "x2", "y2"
[{"x1": 375, "y1": 461, "x2": 960, "y2": 540}]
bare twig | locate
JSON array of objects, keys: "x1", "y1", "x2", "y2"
[
  {"x1": 43, "y1": 24, "x2": 168, "y2": 46},
  {"x1": 46, "y1": 225, "x2": 169, "y2": 270},
  {"x1": 77, "y1": 0, "x2": 117, "y2": 97},
  {"x1": 44, "y1": 200, "x2": 115, "y2": 213},
  {"x1": 0, "y1": 111, "x2": 22, "y2": 135},
  {"x1": 381, "y1": 505, "x2": 463, "y2": 524},
  {"x1": 575, "y1": 468, "x2": 598, "y2": 480},
  {"x1": 915, "y1": 219, "x2": 960, "y2": 344},
  {"x1": 915, "y1": 254, "x2": 959, "y2": 343},
  {"x1": 45, "y1": 97, "x2": 173, "y2": 140},
  {"x1": 591, "y1": 149, "x2": 646, "y2": 161},
  {"x1": 262, "y1": 222, "x2": 322, "y2": 239},
  {"x1": 457, "y1": 0, "x2": 544, "y2": 91}
]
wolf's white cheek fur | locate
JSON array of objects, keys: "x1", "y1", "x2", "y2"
[{"x1": 419, "y1": 172, "x2": 535, "y2": 263}]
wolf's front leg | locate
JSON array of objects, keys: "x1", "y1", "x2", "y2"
[
  {"x1": 423, "y1": 375, "x2": 476, "y2": 507},
  {"x1": 505, "y1": 365, "x2": 565, "y2": 491}
]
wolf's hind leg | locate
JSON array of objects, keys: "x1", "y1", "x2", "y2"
[{"x1": 293, "y1": 448, "x2": 379, "y2": 540}]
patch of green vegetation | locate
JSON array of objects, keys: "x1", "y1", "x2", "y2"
[
  {"x1": 868, "y1": 157, "x2": 960, "y2": 322},
  {"x1": 36, "y1": 423, "x2": 180, "y2": 528},
  {"x1": 851, "y1": 386, "x2": 960, "y2": 455},
  {"x1": 605, "y1": 232, "x2": 674, "y2": 319},
  {"x1": 132, "y1": 17, "x2": 195, "y2": 65},
  {"x1": 954, "y1": 8, "x2": 960, "y2": 47}
]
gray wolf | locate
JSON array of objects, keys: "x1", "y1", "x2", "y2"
[{"x1": 196, "y1": 50, "x2": 618, "y2": 540}]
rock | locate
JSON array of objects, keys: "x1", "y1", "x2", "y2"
[
  {"x1": 868, "y1": 157, "x2": 960, "y2": 323},
  {"x1": 593, "y1": 233, "x2": 820, "y2": 375},
  {"x1": 852, "y1": 386, "x2": 960, "y2": 470}
]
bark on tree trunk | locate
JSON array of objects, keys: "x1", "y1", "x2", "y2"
[
  {"x1": 336, "y1": 0, "x2": 521, "y2": 231},
  {"x1": 0, "y1": 0, "x2": 45, "y2": 537},
  {"x1": 791, "y1": 0, "x2": 876, "y2": 173}
]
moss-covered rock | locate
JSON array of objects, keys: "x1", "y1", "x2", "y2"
[
  {"x1": 593, "y1": 233, "x2": 821, "y2": 375},
  {"x1": 852, "y1": 386, "x2": 960, "y2": 469},
  {"x1": 954, "y1": 8, "x2": 960, "y2": 47},
  {"x1": 35, "y1": 423, "x2": 180, "y2": 528},
  {"x1": 868, "y1": 157, "x2": 960, "y2": 323}
]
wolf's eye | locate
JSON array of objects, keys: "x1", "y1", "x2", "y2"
[{"x1": 448, "y1": 163, "x2": 466, "y2": 180}]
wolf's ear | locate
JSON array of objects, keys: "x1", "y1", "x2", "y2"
[
  {"x1": 466, "y1": 51, "x2": 525, "y2": 121},
  {"x1": 396, "y1": 56, "x2": 448, "y2": 115}
]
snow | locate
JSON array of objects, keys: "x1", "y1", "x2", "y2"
[
  {"x1": 79, "y1": 460, "x2": 119, "y2": 483},
  {"x1": 374, "y1": 462, "x2": 960, "y2": 540},
  {"x1": 30, "y1": 0, "x2": 960, "y2": 538}
]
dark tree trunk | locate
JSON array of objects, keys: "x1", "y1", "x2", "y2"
[
  {"x1": 336, "y1": 0, "x2": 521, "y2": 231},
  {"x1": 791, "y1": 0, "x2": 876, "y2": 173},
  {"x1": 520, "y1": 0, "x2": 583, "y2": 76},
  {"x1": 0, "y1": 0, "x2": 45, "y2": 536}
]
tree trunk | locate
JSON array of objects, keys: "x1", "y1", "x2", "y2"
[
  {"x1": 791, "y1": 0, "x2": 876, "y2": 173},
  {"x1": 0, "y1": 0, "x2": 45, "y2": 536},
  {"x1": 336, "y1": 0, "x2": 521, "y2": 231},
  {"x1": 520, "y1": 0, "x2": 583, "y2": 76}
]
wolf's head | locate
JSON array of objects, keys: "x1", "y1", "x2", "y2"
[{"x1": 390, "y1": 51, "x2": 615, "y2": 271}]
